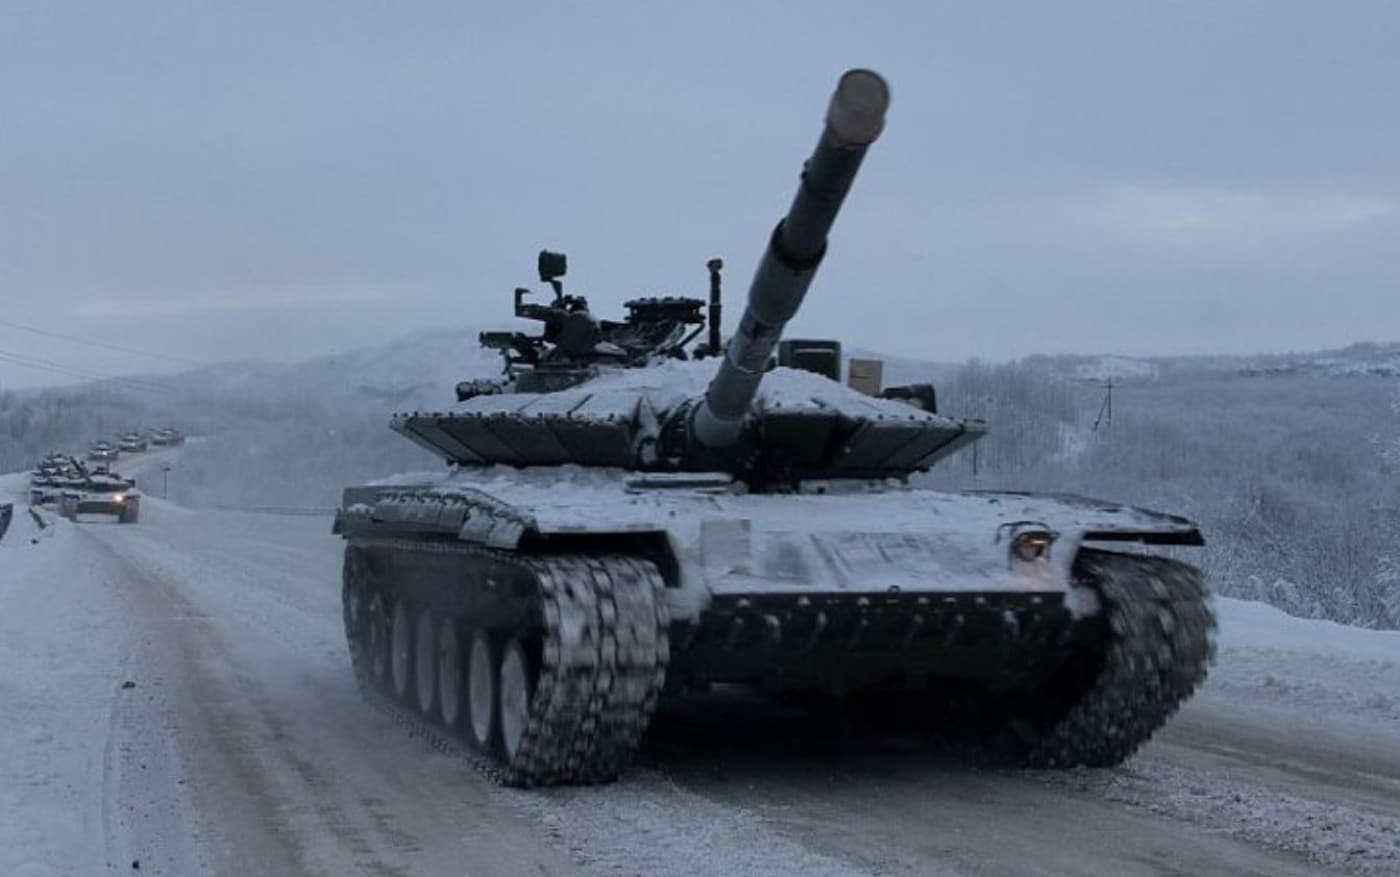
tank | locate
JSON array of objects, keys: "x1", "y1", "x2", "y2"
[
  {"x1": 334, "y1": 69, "x2": 1215, "y2": 787},
  {"x1": 57, "y1": 459, "x2": 140, "y2": 524},
  {"x1": 150, "y1": 427, "x2": 184, "y2": 447},
  {"x1": 29, "y1": 454, "x2": 82, "y2": 506},
  {"x1": 88, "y1": 440, "x2": 119, "y2": 463}
]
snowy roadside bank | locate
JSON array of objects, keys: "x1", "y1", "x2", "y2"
[
  {"x1": 1219, "y1": 596, "x2": 1400, "y2": 661},
  {"x1": 0, "y1": 472, "x2": 64, "y2": 597},
  {"x1": 1210, "y1": 596, "x2": 1399, "y2": 723}
]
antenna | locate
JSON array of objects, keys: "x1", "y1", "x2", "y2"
[{"x1": 705, "y1": 258, "x2": 723, "y2": 354}]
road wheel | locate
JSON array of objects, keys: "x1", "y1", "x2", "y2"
[
  {"x1": 342, "y1": 549, "x2": 371, "y2": 686},
  {"x1": 367, "y1": 593, "x2": 391, "y2": 690},
  {"x1": 343, "y1": 567, "x2": 364, "y2": 639},
  {"x1": 466, "y1": 629, "x2": 497, "y2": 751},
  {"x1": 414, "y1": 607, "x2": 438, "y2": 718},
  {"x1": 498, "y1": 636, "x2": 537, "y2": 764},
  {"x1": 438, "y1": 614, "x2": 466, "y2": 731},
  {"x1": 390, "y1": 600, "x2": 414, "y2": 703}
]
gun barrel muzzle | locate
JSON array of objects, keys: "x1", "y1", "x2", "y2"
[{"x1": 825, "y1": 69, "x2": 890, "y2": 147}]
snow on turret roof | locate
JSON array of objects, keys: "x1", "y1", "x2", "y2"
[{"x1": 453, "y1": 359, "x2": 963, "y2": 428}]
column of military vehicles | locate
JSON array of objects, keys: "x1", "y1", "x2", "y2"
[
  {"x1": 85, "y1": 426, "x2": 183, "y2": 462},
  {"x1": 29, "y1": 453, "x2": 140, "y2": 524},
  {"x1": 20, "y1": 428, "x2": 180, "y2": 528},
  {"x1": 26, "y1": 428, "x2": 178, "y2": 523},
  {"x1": 333, "y1": 70, "x2": 1215, "y2": 787}
]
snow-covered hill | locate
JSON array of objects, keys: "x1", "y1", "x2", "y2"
[
  {"x1": 1008, "y1": 344, "x2": 1400, "y2": 384},
  {"x1": 5, "y1": 325, "x2": 1398, "y2": 630},
  {"x1": 1236, "y1": 342, "x2": 1400, "y2": 378},
  {"x1": 168, "y1": 324, "x2": 506, "y2": 409},
  {"x1": 1071, "y1": 355, "x2": 1159, "y2": 382}
]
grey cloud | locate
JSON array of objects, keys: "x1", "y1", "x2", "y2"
[{"x1": 1, "y1": 0, "x2": 1396, "y2": 387}]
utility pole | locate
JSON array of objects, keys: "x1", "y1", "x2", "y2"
[
  {"x1": 161, "y1": 464, "x2": 171, "y2": 499},
  {"x1": 1092, "y1": 379, "x2": 1114, "y2": 432}
]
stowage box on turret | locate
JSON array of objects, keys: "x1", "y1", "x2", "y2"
[{"x1": 334, "y1": 70, "x2": 1215, "y2": 786}]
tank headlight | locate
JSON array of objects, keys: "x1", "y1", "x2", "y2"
[{"x1": 1010, "y1": 530, "x2": 1054, "y2": 563}]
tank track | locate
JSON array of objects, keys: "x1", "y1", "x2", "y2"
[
  {"x1": 342, "y1": 538, "x2": 669, "y2": 787},
  {"x1": 1017, "y1": 548, "x2": 1216, "y2": 767}
]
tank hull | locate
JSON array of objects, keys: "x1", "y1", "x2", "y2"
[
  {"x1": 334, "y1": 468, "x2": 1213, "y2": 784},
  {"x1": 335, "y1": 467, "x2": 1201, "y2": 614},
  {"x1": 59, "y1": 492, "x2": 140, "y2": 523}
]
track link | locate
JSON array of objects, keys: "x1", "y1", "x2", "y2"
[
  {"x1": 343, "y1": 539, "x2": 669, "y2": 787},
  {"x1": 1021, "y1": 549, "x2": 1216, "y2": 767}
]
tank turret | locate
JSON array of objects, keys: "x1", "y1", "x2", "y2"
[{"x1": 392, "y1": 68, "x2": 982, "y2": 485}]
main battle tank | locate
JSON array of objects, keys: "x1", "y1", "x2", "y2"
[
  {"x1": 57, "y1": 458, "x2": 140, "y2": 523},
  {"x1": 334, "y1": 69, "x2": 1215, "y2": 786}
]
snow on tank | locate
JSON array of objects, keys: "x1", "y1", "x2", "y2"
[{"x1": 394, "y1": 358, "x2": 982, "y2": 477}]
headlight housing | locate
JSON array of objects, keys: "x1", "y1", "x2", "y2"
[
  {"x1": 1010, "y1": 530, "x2": 1054, "y2": 562},
  {"x1": 998, "y1": 520, "x2": 1058, "y2": 567}
]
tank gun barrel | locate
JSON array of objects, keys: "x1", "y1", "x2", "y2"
[{"x1": 691, "y1": 69, "x2": 890, "y2": 449}]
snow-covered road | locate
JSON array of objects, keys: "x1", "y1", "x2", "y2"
[{"x1": 2, "y1": 490, "x2": 1397, "y2": 876}]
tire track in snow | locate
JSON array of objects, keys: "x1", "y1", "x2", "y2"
[
  {"x1": 84, "y1": 506, "x2": 885, "y2": 877},
  {"x1": 73, "y1": 504, "x2": 1400, "y2": 877}
]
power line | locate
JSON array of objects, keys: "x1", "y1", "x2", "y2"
[
  {"x1": 0, "y1": 349, "x2": 170, "y2": 391},
  {"x1": 0, "y1": 316, "x2": 201, "y2": 365},
  {"x1": 0, "y1": 350, "x2": 175, "y2": 393},
  {"x1": 0, "y1": 347, "x2": 176, "y2": 393}
]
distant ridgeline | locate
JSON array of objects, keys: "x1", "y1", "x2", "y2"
[{"x1": 3, "y1": 333, "x2": 1396, "y2": 629}]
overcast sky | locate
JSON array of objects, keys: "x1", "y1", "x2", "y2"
[{"x1": 1, "y1": 1, "x2": 1395, "y2": 389}]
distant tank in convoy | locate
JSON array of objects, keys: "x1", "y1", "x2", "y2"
[
  {"x1": 29, "y1": 454, "x2": 82, "y2": 506},
  {"x1": 334, "y1": 69, "x2": 1215, "y2": 786},
  {"x1": 58, "y1": 460, "x2": 140, "y2": 524},
  {"x1": 87, "y1": 440, "x2": 119, "y2": 463},
  {"x1": 149, "y1": 427, "x2": 184, "y2": 447}
]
